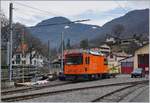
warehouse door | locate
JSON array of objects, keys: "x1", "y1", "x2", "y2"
[
  {"x1": 121, "y1": 62, "x2": 133, "y2": 74},
  {"x1": 138, "y1": 54, "x2": 149, "y2": 71}
]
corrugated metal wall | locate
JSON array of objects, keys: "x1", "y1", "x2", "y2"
[{"x1": 121, "y1": 62, "x2": 133, "y2": 74}]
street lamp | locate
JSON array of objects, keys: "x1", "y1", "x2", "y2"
[{"x1": 61, "y1": 25, "x2": 70, "y2": 73}]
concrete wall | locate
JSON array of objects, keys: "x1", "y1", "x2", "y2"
[{"x1": 134, "y1": 44, "x2": 149, "y2": 69}]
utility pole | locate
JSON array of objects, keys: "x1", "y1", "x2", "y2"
[
  {"x1": 9, "y1": 3, "x2": 13, "y2": 81},
  {"x1": 61, "y1": 32, "x2": 64, "y2": 73}
]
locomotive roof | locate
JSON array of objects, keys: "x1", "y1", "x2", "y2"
[{"x1": 64, "y1": 49, "x2": 104, "y2": 56}]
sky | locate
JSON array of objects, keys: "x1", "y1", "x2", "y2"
[{"x1": 1, "y1": 0, "x2": 150, "y2": 27}]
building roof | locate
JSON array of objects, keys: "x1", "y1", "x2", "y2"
[
  {"x1": 99, "y1": 44, "x2": 110, "y2": 49},
  {"x1": 113, "y1": 51, "x2": 131, "y2": 57},
  {"x1": 57, "y1": 48, "x2": 105, "y2": 59},
  {"x1": 16, "y1": 43, "x2": 28, "y2": 53}
]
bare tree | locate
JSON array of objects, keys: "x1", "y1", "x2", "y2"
[
  {"x1": 80, "y1": 39, "x2": 89, "y2": 49},
  {"x1": 1, "y1": 12, "x2": 9, "y2": 41},
  {"x1": 0, "y1": 11, "x2": 9, "y2": 27}
]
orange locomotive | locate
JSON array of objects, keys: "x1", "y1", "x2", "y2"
[{"x1": 59, "y1": 49, "x2": 110, "y2": 80}]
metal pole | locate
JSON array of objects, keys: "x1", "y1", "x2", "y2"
[
  {"x1": 61, "y1": 32, "x2": 64, "y2": 73},
  {"x1": 22, "y1": 28, "x2": 25, "y2": 83},
  {"x1": 0, "y1": 0, "x2": 1, "y2": 72},
  {"x1": 48, "y1": 40, "x2": 51, "y2": 72},
  {"x1": 22, "y1": 67, "x2": 24, "y2": 83},
  {"x1": 9, "y1": 3, "x2": 13, "y2": 81},
  {"x1": 7, "y1": 42, "x2": 10, "y2": 66}
]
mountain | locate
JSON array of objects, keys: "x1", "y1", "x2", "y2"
[
  {"x1": 101, "y1": 9, "x2": 149, "y2": 38},
  {"x1": 28, "y1": 9, "x2": 149, "y2": 48},
  {"x1": 28, "y1": 17, "x2": 102, "y2": 48}
]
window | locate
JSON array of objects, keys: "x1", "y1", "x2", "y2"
[
  {"x1": 65, "y1": 55, "x2": 83, "y2": 65},
  {"x1": 22, "y1": 60, "x2": 26, "y2": 64},
  {"x1": 121, "y1": 62, "x2": 126, "y2": 67},
  {"x1": 127, "y1": 62, "x2": 133, "y2": 67},
  {"x1": 16, "y1": 60, "x2": 20, "y2": 64},
  {"x1": 121, "y1": 62, "x2": 133, "y2": 67},
  {"x1": 16, "y1": 54, "x2": 20, "y2": 59}
]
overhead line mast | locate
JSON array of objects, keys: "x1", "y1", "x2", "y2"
[{"x1": 9, "y1": 3, "x2": 13, "y2": 81}]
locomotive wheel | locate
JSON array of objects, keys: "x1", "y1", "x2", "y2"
[
  {"x1": 102, "y1": 74, "x2": 107, "y2": 79},
  {"x1": 94, "y1": 74, "x2": 99, "y2": 79},
  {"x1": 98, "y1": 74, "x2": 102, "y2": 79},
  {"x1": 74, "y1": 76, "x2": 78, "y2": 81},
  {"x1": 88, "y1": 75, "x2": 93, "y2": 80},
  {"x1": 88, "y1": 74, "x2": 97, "y2": 80}
]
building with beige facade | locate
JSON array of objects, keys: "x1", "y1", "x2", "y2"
[{"x1": 134, "y1": 43, "x2": 149, "y2": 72}]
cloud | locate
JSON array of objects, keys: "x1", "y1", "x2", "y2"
[
  {"x1": 82, "y1": 19, "x2": 113, "y2": 27},
  {"x1": 71, "y1": 7, "x2": 131, "y2": 26},
  {"x1": 125, "y1": 1, "x2": 150, "y2": 9},
  {"x1": 1, "y1": 0, "x2": 149, "y2": 26},
  {"x1": 19, "y1": 1, "x2": 119, "y2": 16}
]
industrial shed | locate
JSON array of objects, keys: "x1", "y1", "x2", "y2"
[{"x1": 134, "y1": 44, "x2": 149, "y2": 73}]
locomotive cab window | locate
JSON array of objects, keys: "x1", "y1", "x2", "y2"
[{"x1": 65, "y1": 54, "x2": 83, "y2": 65}]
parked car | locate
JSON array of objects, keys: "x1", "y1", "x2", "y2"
[{"x1": 131, "y1": 68, "x2": 144, "y2": 78}]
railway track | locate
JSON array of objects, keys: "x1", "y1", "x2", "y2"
[
  {"x1": 1, "y1": 81, "x2": 79, "y2": 95},
  {"x1": 1, "y1": 79, "x2": 102, "y2": 95},
  {"x1": 1, "y1": 80, "x2": 148, "y2": 102},
  {"x1": 91, "y1": 83, "x2": 147, "y2": 102}
]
